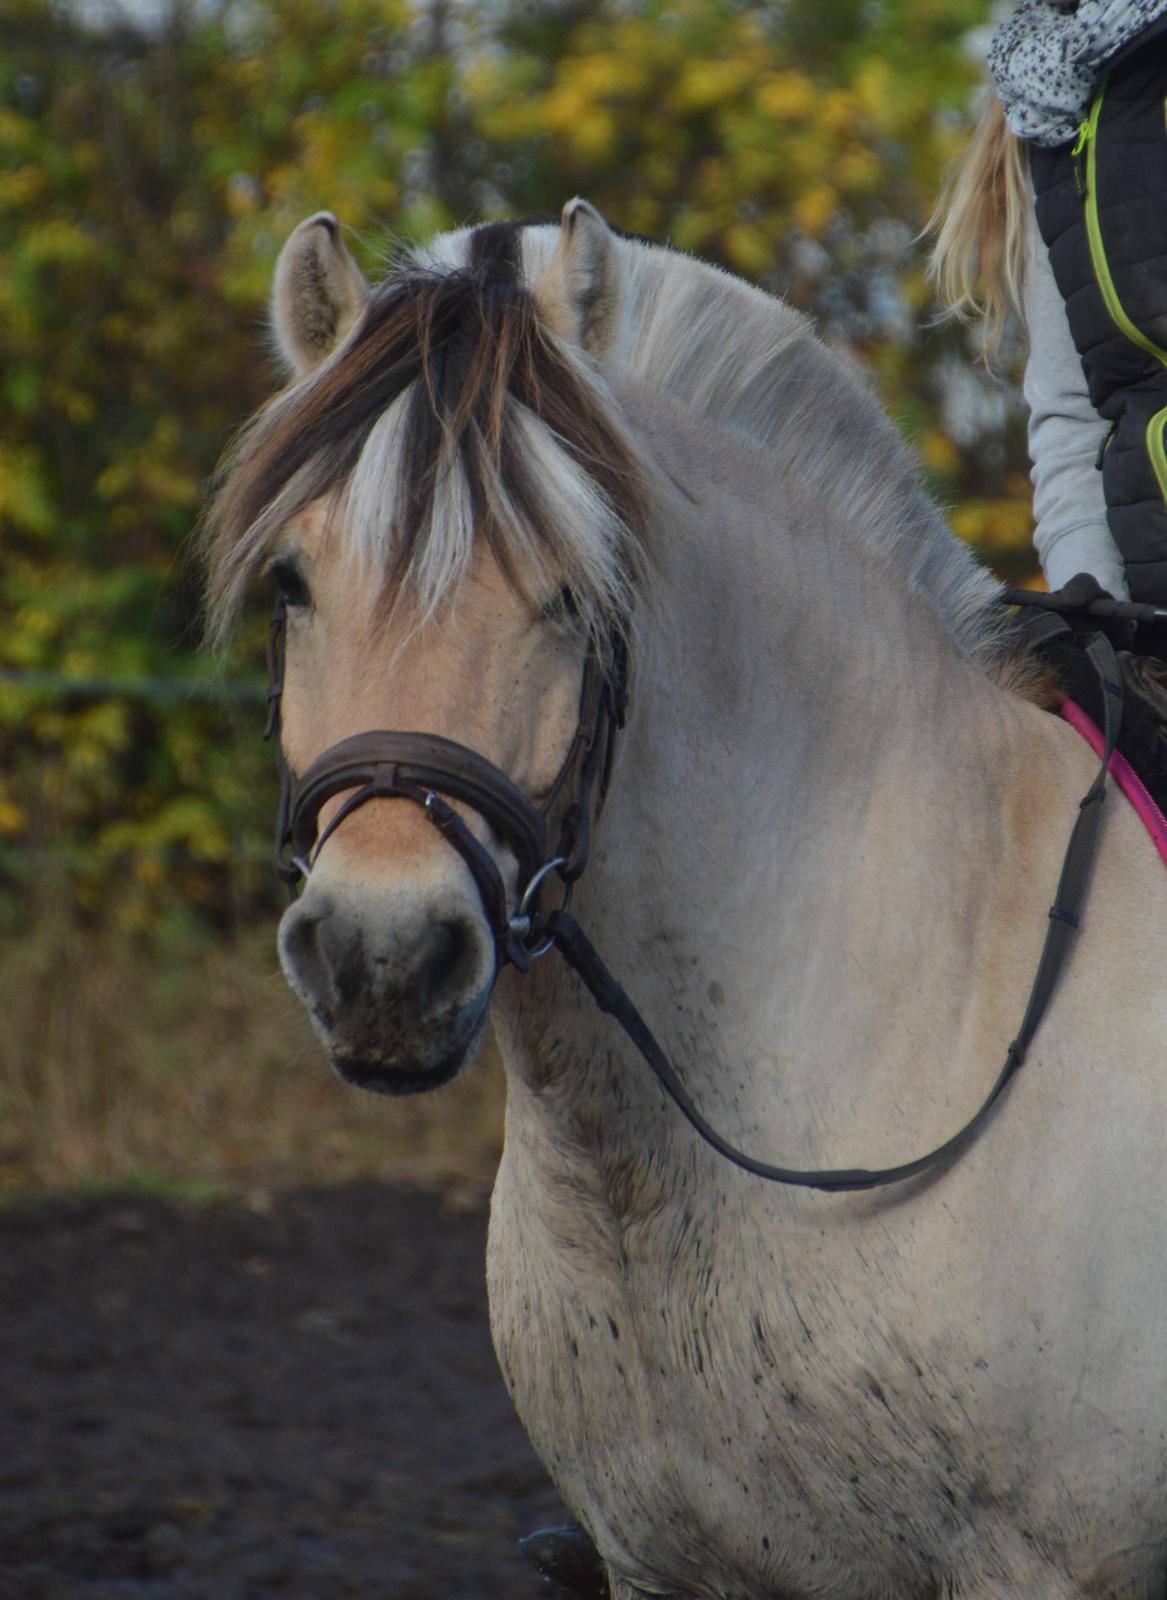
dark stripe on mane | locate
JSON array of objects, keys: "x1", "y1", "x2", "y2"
[
  {"x1": 202, "y1": 236, "x2": 648, "y2": 636},
  {"x1": 468, "y1": 221, "x2": 521, "y2": 272}
]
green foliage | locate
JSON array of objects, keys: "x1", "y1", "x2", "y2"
[{"x1": 0, "y1": 0, "x2": 1034, "y2": 928}]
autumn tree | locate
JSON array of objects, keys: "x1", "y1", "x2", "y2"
[{"x1": 0, "y1": 0, "x2": 1030, "y2": 924}]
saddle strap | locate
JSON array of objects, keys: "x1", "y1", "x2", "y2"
[{"x1": 545, "y1": 632, "x2": 1124, "y2": 1194}]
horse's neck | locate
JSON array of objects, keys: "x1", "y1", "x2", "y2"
[{"x1": 496, "y1": 429, "x2": 1069, "y2": 1200}]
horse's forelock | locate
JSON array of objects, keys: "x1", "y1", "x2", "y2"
[{"x1": 201, "y1": 226, "x2": 647, "y2": 645}]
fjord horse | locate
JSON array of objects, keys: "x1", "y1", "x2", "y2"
[{"x1": 204, "y1": 203, "x2": 1167, "y2": 1600}]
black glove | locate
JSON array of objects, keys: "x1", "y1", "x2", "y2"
[{"x1": 1041, "y1": 572, "x2": 1136, "y2": 651}]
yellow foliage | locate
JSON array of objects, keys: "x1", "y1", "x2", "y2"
[
  {"x1": 853, "y1": 58, "x2": 894, "y2": 125},
  {"x1": 793, "y1": 184, "x2": 838, "y2": 235},
  {"x1": 671, "y1": 57, "x2": 754, "y2": 114},
  {"x1": 224, "y1": 176, "x2": 260, "y2": 219},
  {"x1": 819, "y1": 88, "x2": 862, "y2": 136},
  {"x1": 0, "y1": 449, "x2": 53, "y2": 537},
  {"x1": 724, "y1": 222, "x2": 774, "y2": 279},
  {"x1": 20, "y1": 218, "x2": 101, "y2": 267},
  {"x1": 837, "y1": 146, "x2": 882, "y2": 193},
  {"x1": 0, "y1": 801, "x2": 26, "y2": 835},
  {"x1": 755, "y1": 72, "x2": 817, "y2": 123},
  {"x1": 464, "y1": 57, "x2": 542, "y2": 141},
  {"x1": 11, "y1": 603, "x2": 56, "y2": 647},
  {"x1": 695, "y1": 157, "x2": 733, "y2": 208},
  {"x1": 951, "y1": 499, "x2": 1035, "y2": 551},
  {"x1": 47, "y1": 383, "x2": 97, "y2": 426},
  {"x1": 0, "y1": 166, "x2": 48, "y2": 209},
  {"x1": 0, "y1": 106, "x2": 33, "y2": 148},
  {"x1": 921, "y1": 429, "x2": 960, "y2": 475},
  {"x1": 669, "y1": 204, "x2": 715, "y2": 257},
  {"x1": 783, "y1": 127, "x2": 832, "y2": 184},
  {"x1": 574, "y1": 108, "x2": 618, "y2": 164},
  {"x1": 235, "y1": 53, "x2": 271, "y2": 91},
  {"x1": 568, "y1": 52, "x2": 648, "y2": 101},
  {"x1": 543, "y1": 82, "x2": 589, "y2": 132}
]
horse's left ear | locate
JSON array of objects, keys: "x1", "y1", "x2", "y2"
[
  {"x1": 533, "y1": 198, "x2": 621, "y2": 361},
  {"x1": 271, "y1": 211, "x2": 369, "y2": 378}
]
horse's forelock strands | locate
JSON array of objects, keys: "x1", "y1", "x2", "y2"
[{"x1": 202, "y1": 239, "x2": 648, "y2": 649}]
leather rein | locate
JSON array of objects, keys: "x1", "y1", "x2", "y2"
[{"x1": 265, "y1": 598, "x2": 1125, "y2": 1195}]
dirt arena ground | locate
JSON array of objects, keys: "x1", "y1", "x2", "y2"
[{"x1": 0, "y1": 1184, "x2": 570, "y2": 1599}]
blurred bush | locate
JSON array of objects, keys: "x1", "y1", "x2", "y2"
[
  {"x1": 0, "y1": 0, "x2": 1033, "y2": 933},
  {"x1": 0, "y1": 891, "x2": 507, "y2": 1195}
]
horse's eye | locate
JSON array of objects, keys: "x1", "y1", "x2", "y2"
[{"x1": 270, "y1": 558, "x2": 311, "y2": 610}]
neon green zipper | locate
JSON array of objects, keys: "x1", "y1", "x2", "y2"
[
  {"x1": 1147, "y1": 407, "x2": 1167, "y2": 501},
  {"x1": 1080, "y1": 80, "x2": 1167, "y2": 368}
]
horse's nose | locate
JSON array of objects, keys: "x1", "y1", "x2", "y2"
[
  {"x1": 278, "y1": 881, "x2": 496, "y2": 1092},
  {"x1": 281, "y1": 890, "x2": 484, "y2": 1010}
]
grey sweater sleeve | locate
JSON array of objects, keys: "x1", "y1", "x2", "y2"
[{"x1": 1021, "y1": 205, "x2": 1129, "y2": 597}]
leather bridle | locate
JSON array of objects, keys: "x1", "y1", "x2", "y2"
[
  {"x1": 265, "y1": 597, "x2": 627, "y2": 972},
  {"x1": 265, "y1": 594, "x2": 1125, "y2": 1195}
]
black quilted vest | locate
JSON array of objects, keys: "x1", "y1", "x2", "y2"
[{"x1": 1029, "y1": 23, "x2": 1167, "y2": 603}]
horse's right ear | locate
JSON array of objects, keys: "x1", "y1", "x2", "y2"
[
  {"x1": 271, "y1": 212, "x2": 369, "y2": 378},
  {"x1": 533, "y1": 198, "x2": 621, "y2": 361}
]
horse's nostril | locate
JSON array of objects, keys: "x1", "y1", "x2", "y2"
[
  {"x1": 280, "y1": 897, "x2": 338, "y2": 1010},
  {"x1": 416, "y1": 917, "x2": 482, "y2": 1006}
]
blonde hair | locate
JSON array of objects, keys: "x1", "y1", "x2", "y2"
[{"x1": 928, "y1": 91, "x2": 1031, "y2": 351}]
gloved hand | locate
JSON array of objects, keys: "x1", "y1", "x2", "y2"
[{"x1": 1042, "y1": 571, "x2": 1136, "y2": 650}]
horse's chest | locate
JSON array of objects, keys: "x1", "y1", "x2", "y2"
[
  {"x1": 485, "y1": 1157, "x2": 1167, "y2": 1600},
  {"x1": 485, "y1": 1174, "x2": 957, "y2": 1598}
]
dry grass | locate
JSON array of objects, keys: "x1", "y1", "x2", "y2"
[{"x1": 0, "y1": 894, "x2": 506, "y2": 1199}]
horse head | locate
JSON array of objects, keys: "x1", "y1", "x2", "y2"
[{"x1": 204, "y1": 203, "x2": 646, "y2": 1094}]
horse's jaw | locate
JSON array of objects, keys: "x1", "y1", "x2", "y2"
[{"x1": 277, "y1": 873, "x2": 497, "y2": 1095}]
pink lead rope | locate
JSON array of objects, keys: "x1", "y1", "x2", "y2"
[{"x1": 1061, "y1": 698, "x2": 1167, "y2": 869}]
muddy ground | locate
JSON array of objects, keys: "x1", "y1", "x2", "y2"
[{"x1": 0, "y1": 1184, "x2": 571, "y2": 1599}]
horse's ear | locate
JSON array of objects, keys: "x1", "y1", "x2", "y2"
[
  {"x1": 271, "y1": 212, "x2": 369, "y2": 378},
  {"x1": 533, "y1": 198, "x2": 621, "y2": 360}
]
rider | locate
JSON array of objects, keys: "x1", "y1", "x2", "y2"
[
  {"x1": 932, "y1": 0, "x2": 1167, "y2": 604},
  {"x1": 930, "y1": 0, "x2": 1167, "y2": 781},
  {"x1": 932, "y1": 7, "x2": 1167, "y2": 601}
]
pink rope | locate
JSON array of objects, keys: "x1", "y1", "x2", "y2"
[{"x1": 1060, "y1": 698, "x2": 1167, "y2": 869}]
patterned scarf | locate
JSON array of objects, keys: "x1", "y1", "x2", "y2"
[{"x1": 988, "y1": 0, "x2": 1167, "y2": 147}]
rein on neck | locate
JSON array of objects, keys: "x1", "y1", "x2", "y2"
[{"x1": 265, "y1": 596, "x2": 1124, "y2": 1195}]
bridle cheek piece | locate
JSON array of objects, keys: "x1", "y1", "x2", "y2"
[{"x1": 264, "y1": 597, "x2": 627, "y2": 973}]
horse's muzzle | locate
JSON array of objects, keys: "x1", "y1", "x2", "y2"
[{"x1": 278, "y1": 881, "x2": 495, "y2": 1093}]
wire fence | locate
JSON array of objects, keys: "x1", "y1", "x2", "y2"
[{"x1": 0, "y1": 668, "x2": 266, "y2": 705}]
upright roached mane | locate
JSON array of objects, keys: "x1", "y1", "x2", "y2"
[{"x1": 203, "y1": 215, "x2": 1032, "y2": 695}]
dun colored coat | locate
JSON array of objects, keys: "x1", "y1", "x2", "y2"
[{"x1": 204, "y1": 202, "x2": 1167, "y2": 1600}]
